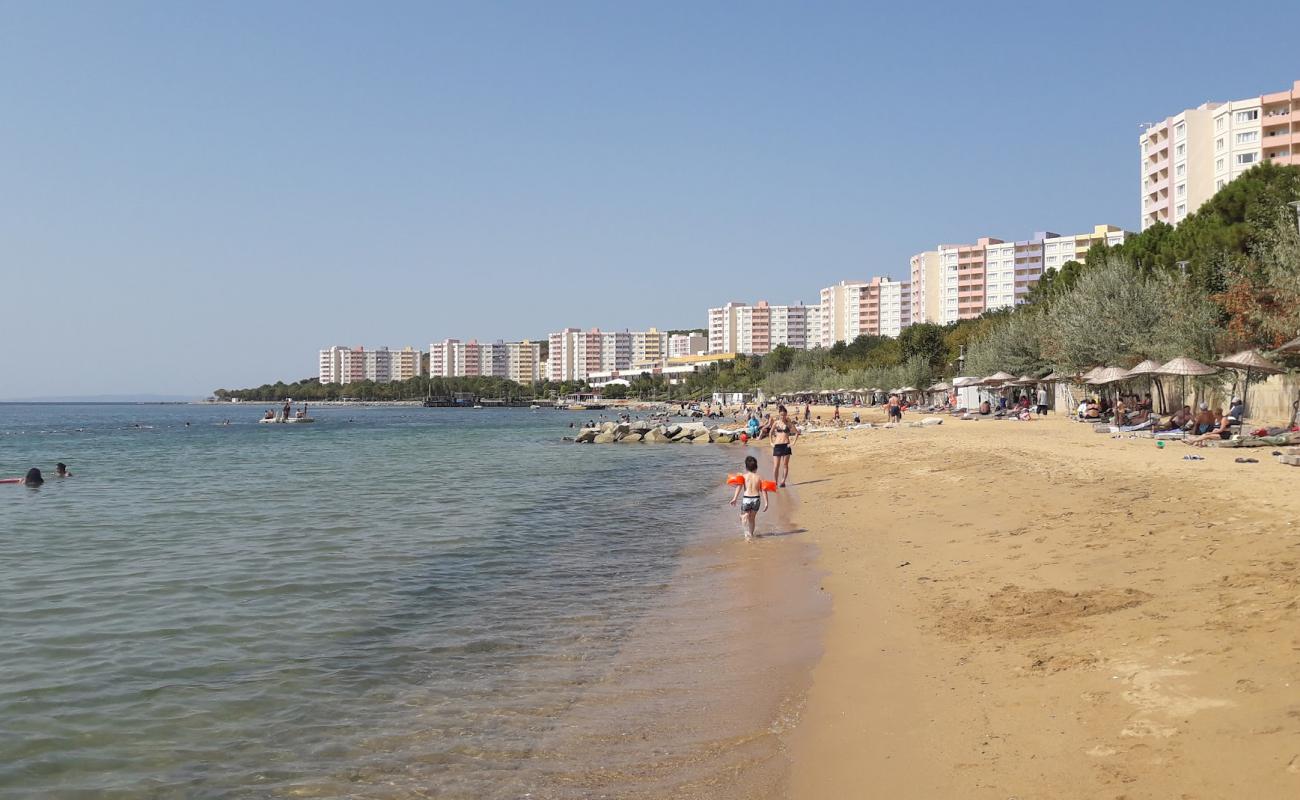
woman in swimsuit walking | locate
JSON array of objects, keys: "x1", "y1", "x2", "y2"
[{"x1": 771, "y1": 405, "x2": 799, "y2": 488}]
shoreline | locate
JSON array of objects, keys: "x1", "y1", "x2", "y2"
[{"x1": 781, "y1": 410, "x2": 1299, "y2": 798}]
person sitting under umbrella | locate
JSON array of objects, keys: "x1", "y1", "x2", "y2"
[{"x1": 1185, "y1": 408, "x2": 1232, "y2": 446}]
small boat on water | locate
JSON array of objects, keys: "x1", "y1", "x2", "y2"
[{"x1": 258, "y1": 416, "x2": 315, "y2": 424}]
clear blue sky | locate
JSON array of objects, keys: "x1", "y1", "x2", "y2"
[{"x1": 4, "y1": 1, "x2": 1297, "y2": 396}]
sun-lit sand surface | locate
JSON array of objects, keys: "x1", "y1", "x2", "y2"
[{"x1": 781, "y1": 407, "x2": 1299, "y2": 799}]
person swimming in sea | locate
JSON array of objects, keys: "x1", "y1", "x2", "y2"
[
  {"x1": 23, "y1": 468, "x2": 44, "y2": 486},
  {"x1": 55, "y1": 462, "x2": 71, "y2": 477},
  {"x1": 728, "y1": 455, "x2": 770, "y2": 542}
]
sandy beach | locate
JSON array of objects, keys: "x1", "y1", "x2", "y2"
[{"x1": 781, "y1": 408, "x2": 1299, "y2": 799}]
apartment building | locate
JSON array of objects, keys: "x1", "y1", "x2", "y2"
[
  {"x1": 546, "y1": 328, "x2": 665, "y2": 381},
  {"x1": 934, "y1": 238, "x2": 1000, "y2": 324},
  {"x1": 547, "y1": 328, "x2": 582, "y2": 382},
  {"x1": 1141, "y1": 79, "x2": 1300, "y2": 230},
  {"x1": 817, "y1": 279, "x2": 911, "y2": 342},
  {"x1": 629, "y1": 328, "x2": 668, "y2": 366},
  {"x1": 1042, "y1": 225, "x2": 1132, "y2": 272},
  {"x1": 710, "y1": 301, "x2": 821, "y2": 355},
  {"x1": 909, "y1": 251, "x2": 942, "y2": 325},
  {"x1": 429, "y1": 339, "x2": 539, "y2": 382},
  {"x1": 818, "y1": 281, "x2": 868, "y2": 344},
  {"x1": 708, "y1": 302, "x2": 746, "y2": 354},
  {"x1": 319, "y1": 345, "x2": 424, "y2": 384},
  {"x1": 506, "y1": 340, "x2": 543, "y2": 384},
  {"x1": 668, "y1": 333, "x2": 707, "y2": 358}
]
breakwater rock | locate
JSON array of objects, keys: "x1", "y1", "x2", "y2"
[{"x1": 573, "y1": 421, "x2": 744, "y2": 445}]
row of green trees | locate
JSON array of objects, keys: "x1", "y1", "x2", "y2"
[{"x1": 213, "y1": 376, "x2": 594, "y2": 402}]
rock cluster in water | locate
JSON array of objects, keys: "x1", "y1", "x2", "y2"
[{"x1": 572, "y1": 421, "x2": 744, "y2": 445}]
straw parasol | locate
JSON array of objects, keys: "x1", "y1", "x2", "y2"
[
  {"x1": 1275, "y1": 334, "x2": 1300, "y2": 354},
  {"x1": 952, "y1": 376, "x2": 981, "y2": 388},
  {"x1": 1156, "y1": 356, "x2": 1218, "y2": 408},
  {"x1": 1078, "y1": 366, "x2": 1106, "y2": 385},
  {"x1": 1092, "y1": 366, "x2": 1130, "y2": 384},
  {"x1": 1214, "y1": 349, "x2": 1284, "y2": 418},
  {"x1": 1124, "y1": 359, "x2": 1167, "y2": 411},
  {"x1": 982, "y1": 371, "x2": 1015, "y2": 385},
  {"x1": 1156, "y1": 356, "x2": 1218, "y2": 376},
  {"x1": 1040, "y1": 371, "x2": 1063, "y2": 381},
  {"x1": 929, "y1": 381, "x2": 951, "y2": 392}
]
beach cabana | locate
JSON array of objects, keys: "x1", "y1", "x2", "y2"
[
  {"x1": 1213, "y1": 349, "x2": 1283, "y2": 420},
  {"x1": 1155, "y1": 357, "x2": 1218, "y2": 409}
]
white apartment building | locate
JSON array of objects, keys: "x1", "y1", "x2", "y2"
[
  {"x1": 710, "y1": 301, "x2": 821, "y2": 355},
  {"x1": 319, "y1": 345, "x2": 423, "y2": 384},
  {"x1": 708, "y1": 302, "x2": 746, "y2": 354},
  {"x1": 818, "y1": 279, "x2": 911, "y2": 342},
  {"x1": 909, "y1": 251, "x2": 942, "y2": 325},
  {"x1": 1141, "y1": 79, "x2": 1300, "y2": 230},
  {"x1": 875, "y1": 278, "x2": 911, "y2": 338},
  {"x1": 1042, "y1": 225, "x2": 1131, "y2": 273},
  {"x1": 668, "y1": 333, "x2": 707, "y2": 358},
  {"x1": 818, "y1": 281, "x2": 870, "y2": 344},
  {"x1": 547, "y1": 328, "x2": 582, "y2": 382},
  {"x1": 429, "y1": 339, "x2": 539, "y2": 382},
  {"x1": 546, "y1": 328, "x2": 661, "y2": 381}
]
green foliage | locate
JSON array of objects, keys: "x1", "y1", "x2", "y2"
[
  {"x1": 214, "y1": 375, "x2": 534, "y2": 402},
  {"x1": 1108, "y1": 162, "x2": 1300, "y2": 292},
  {"x1": 601, "y1": 383, "x2": 629, "y2": 399}
]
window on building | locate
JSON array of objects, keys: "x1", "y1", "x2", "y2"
[
  {"x1": 1175, "y1": 163, "x2": 1185, "y2": 177},
  {"x1": 1175, "y1": 143, "x2": 1186, "y2": 158},
  {"x1": 1174, "y1": 122, "x2": 1186, "y2": 140},
  {"x1": 1215, "y1": 116, "x2": 1225, "y2": 132},
  {"x1": 1215, "y1": 157, "x2": 1225, "y2": 171},
  {"x1": 1236, "y1": 152, "x2": 1257, "y2": 165},
  {"x1": 1236, "y1": 131, "x2": 1259, "y2": 144},
  {"x1": 1176, "y1": 183, "x2": 1186, "y2": 197},
  {"x1": 1216, "y1": 179, "x2": 1226, "y2": 190},
  {"x1": 1235, "y1": 109, "x2": 1259, "y2": 123},
  {"x1": 1176, "y1": 203, "x2": 1186, "y2": 216},
  {"x1": 1216, "y1": 137, "x2": 1225, "y2": 152}
]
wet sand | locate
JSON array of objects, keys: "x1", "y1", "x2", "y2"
[
  {"x1": 784, "y1": 409, "x2": 1300, "y2": 799},
  {"x1": 505, "y1": 450, "x2": 828, "y2": 800}
]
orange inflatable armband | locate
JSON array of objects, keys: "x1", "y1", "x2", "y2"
[
  {"x1": 726, "y1": 474, "x2": 744, "y2": 486},
  {"x1": 761, "y1": 480, "x2": 778, "y2": 492}
]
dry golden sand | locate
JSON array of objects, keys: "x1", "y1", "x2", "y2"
[{"x1": 783, "y1": 409, "x2": 1300, "y2": 799}]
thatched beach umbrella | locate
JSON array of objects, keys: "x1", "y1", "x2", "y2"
[
  {"x1": 1214, "y1": 349, "x2": 1284, "y2": 419},
  {"x1": 982, "y1": 371, "x2": 1015, "y2": 386},
  {"x1": 1275, "y1": 334, "x2": 1300, "y2": 354},
  {"x1": 1156, "y1": 356, "x2": 1218, "y2": 409},
  {"x1": 1124, "y1": 359, "x2": 1167, "y2": 412},
  {"x1": 1080, "y1": 366, "x2": 1106, "y2": 384}
]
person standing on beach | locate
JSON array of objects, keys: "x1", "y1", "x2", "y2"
[
  {"x1": 887, "y1": 393, "x2": 902, "y2": 423},
  {"x1": 729, "y1": 455, "x2": 769, "y2": 542},
  {"x1": 771, "y1": 405, "x2": 798, "y2": 488},
  {"x1": 1036, "y1": 386, "x2": 1048, "y2": 416}
]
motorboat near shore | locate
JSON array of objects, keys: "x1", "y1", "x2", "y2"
[{"x1": 258, "y1": 415, "x2": 314, "y2": 424}]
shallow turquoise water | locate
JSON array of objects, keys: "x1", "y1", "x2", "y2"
[{"x1": 0, "y1": 404, "x2": 741, "y2": 798}]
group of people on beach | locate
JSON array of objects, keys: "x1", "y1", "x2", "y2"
[{"x1": 3, "y1": 463, "x2": 71, "y2": 486}]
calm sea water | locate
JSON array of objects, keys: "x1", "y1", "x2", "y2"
[{"x1": 0, "y1": 404, "x2": 820, "y2": 799}]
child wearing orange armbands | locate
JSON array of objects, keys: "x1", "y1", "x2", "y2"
[{"x1": 728, "y1": 455, "x2": 770, "y2": 541}]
